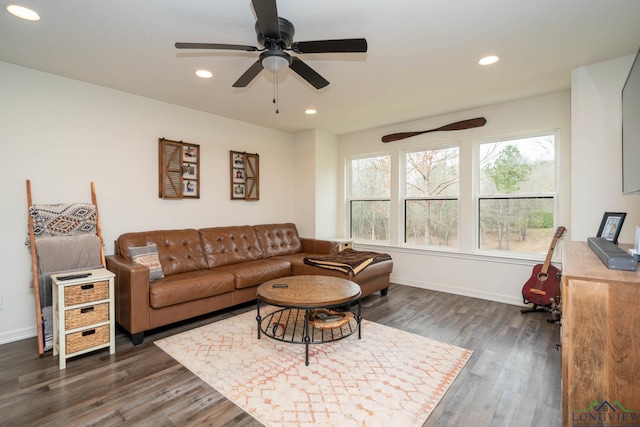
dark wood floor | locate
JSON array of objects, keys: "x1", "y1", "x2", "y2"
[{"x1": 0, "y1": 284, "x2": 562, "y2": 426}]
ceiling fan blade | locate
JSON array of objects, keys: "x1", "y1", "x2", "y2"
[
  {"x1": 291, "y1": 38, "x2": 368, "y2": 54},
  {"x1": 175, "y1": 42, "x2": 259, "y2": 52},
  {"x1": 252, "y1": 0, "x2": 280, "y2": 40},
  {"x1": 232, "y1": 60, "x2": 265, "y2": 87},
  {"x1": 289, "y1": 57, "x2": 329, "y2": 89},
  {"x1": 381, "y1": 117, "x2": 487, "y2": 143}
]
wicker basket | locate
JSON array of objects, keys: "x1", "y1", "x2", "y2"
[
  {"x1": 66, "y1": 325, "x2": 110, "y2": 354},
  {"x1": 64, "y1": 281, "x2": 109, "y2": 306},
  {"x1": 65, "y1": 303, "x2": 109, "y2": 330}
]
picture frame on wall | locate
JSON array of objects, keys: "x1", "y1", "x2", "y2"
[
  {"x1": 159, "y1": 138, "x2": 200, "y2": 199},
  {"x1": 182, "y1": 164, "x2": 196, "y2": 179},
  {"x1": 232, "y1": 184, "x2": 245, "y2": 199},
  {"x1": 230, "y1": 150, "x2": 259, "y2": 200},
  {"x1": 597, "y1": 212, "x2": 626, "y2": 244},
  {"x1": 232, "y1": 153, "x2": 244, "y2": 167},
  {"x1": 183, "y1": 180, "x2": 197, "y2": 197},
  {"x1": 233, "y1": 168, "x2": 245, "y2": 183},
  {"x1": 183, "y1": 145, "x2": 198, "y2": 163}
]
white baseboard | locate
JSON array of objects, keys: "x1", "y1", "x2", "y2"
[
  {"x1": 0, "y1": 326, "x2": 37, "y2": 346},
  {"x1": 390, "y1": 275, "x2": 526, "y2": 307}
]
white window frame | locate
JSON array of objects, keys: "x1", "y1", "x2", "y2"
[
  {"x1": 473, "y1": 129, "x2": 560, "y2": 257},
  {"x1": 401, "y1": 143, "x2": 461, "y2": 249},
  {"x1": 348, "y1": 153, "x2": 392, "y2": 243}
]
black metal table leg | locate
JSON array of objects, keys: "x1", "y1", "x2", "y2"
[
  {"x1": 304, "y1": 309, "x2": 311, "y2": 366},
  {"x1": 256, "y1": 299, "x2": 262, "y2": 339},
  {"x1": 357, "y1": 298, "x2": 362, "y2": 339}
]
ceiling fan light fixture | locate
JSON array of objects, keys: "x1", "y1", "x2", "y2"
[
  {"x1": 6, "y1": 4, "x2": 40, "y2": 21},
  {"x1": 262, "y1": 55, "x2": 289, "y2": 74},
  {"x1": 479, "y1": 55, "x2": 499, "y2": 65}
]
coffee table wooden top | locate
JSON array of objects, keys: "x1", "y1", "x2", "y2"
[{"x1": 257, "y1": 275, "x2": 361, "y2": 308}]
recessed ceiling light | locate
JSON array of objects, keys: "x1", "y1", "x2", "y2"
[
  {"x1": 479, "y1": 55, "x2": 499, "y2": 65},
  {"x1": 195, "y1": 69, "x2": 213, "y2": 78},
  {"x1": 305, "y1": 109, "x2": 317, "y2": 115},
  {"x1": 6, "y1": 4, "x2": 40, "y2": 21}
]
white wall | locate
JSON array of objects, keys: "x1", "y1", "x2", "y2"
[
  {"x1": 571, "y1": 54, "x2": 640, "y2": 243},
  {"x1": 292, "y1": 131, "x2": 317, "y2": 237},
  {"x1": 0, "y1": 61, "x2": 298, "y2": 344},
  {"x1": 314, "y1": 131, "x2": 339, "y2": 239},
  {"x1": 292, "y1": 130, "x2": 339, "y2": 239},
  {"x1": 338, "y1": 91, "x2": 572, "y2": 305}
]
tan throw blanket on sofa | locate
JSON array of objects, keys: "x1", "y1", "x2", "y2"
[{"x1": 304, "y1": 249, "x2": 392, "y2": 276}]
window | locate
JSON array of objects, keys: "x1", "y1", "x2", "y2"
[
  {"x1": 478, "y1": 133, "x2": 556, "y2": 254},
  {"x1": 349, "y1": 155, "x2": 391, "y2": 241},
  {"x1": 404, "y1": 146, "x2": 459, "y2": 247}
]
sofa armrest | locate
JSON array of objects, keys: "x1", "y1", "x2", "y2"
[
  {"x1": 105, "y1": 255, "x2": 151, "y2": 335},
  {"x1": 300, "y1": 238, "x2": 333, "y2": 255}
]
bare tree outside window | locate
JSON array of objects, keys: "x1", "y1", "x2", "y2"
[{"x1": 404, "y1": 146, "x2": 459, "y2": 247}]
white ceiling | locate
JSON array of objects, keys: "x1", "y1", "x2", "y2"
[{"x1": 2, "y1": 0, "x2": 640, "y2": 135}]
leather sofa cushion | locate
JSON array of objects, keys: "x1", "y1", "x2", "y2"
[
  {"x1": 210, "y1": 259, "x2": 292, "y2": 289},
  {"x1": 253, "y1": 223, "x2": 303, "y2": 257},
  {"x1": 149, "y1": 269, "x2": 235, "y2": 308},
  {"x1": 118, "y1": 229, "x2": 209, "y2": 275},
  {"x1": 200, "y1": 225, "x2": 264, "y2": 268}
]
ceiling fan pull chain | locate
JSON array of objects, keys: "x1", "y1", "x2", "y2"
[{"x1": 273, "y1": 74, "x2": 280, "y2": 114}]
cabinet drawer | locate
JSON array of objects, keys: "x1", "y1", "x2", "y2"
[
  {"x1": 65, "y1": 303, "x2": 109, "y2": 330},
  {"x1": 66, "y1": 325, "x2": 110, "y2": 354},
  {"x1": 64, "y1": 281, "x2": 109, "y2": 306}
]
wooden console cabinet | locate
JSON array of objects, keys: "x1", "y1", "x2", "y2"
[{"x1": 561, "y1": 241, "x2": 640, "y2": 426}]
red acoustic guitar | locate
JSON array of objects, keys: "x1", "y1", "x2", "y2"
[{"x1": 521, "y1": 226, "x2": 566, "y2": 312}]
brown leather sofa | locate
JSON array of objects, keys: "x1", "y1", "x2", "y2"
[{"x1": 106, "y1": 223, "x2": 392, "y2": 344}]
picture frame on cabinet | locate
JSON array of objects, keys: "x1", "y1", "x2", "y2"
[{"x1": 597, "y1": 212, "x2": 626, "y2": 244}]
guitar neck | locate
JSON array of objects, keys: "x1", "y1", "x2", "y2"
[
  {"x1": 540, "y1": 227, "x2": 566, "y2": 274},
  {"x1": 540, "y1": 241, "x2": 557, "y2": 274}
]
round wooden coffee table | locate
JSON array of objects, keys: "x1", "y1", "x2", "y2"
[{"x1": 256, "y1": 275, "x2": 362, "y2": 365}]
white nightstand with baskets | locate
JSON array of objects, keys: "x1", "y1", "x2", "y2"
[{"x1": 52, "y1": 268, "x2": 115, "y2": 370}]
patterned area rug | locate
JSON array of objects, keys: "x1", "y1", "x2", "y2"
[{"x1": 155, "y1": 308, "x2": 472, "y2": 427}]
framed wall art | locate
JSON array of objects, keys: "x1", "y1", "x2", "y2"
[
  {"x1": 159, "y1": 138, "x2": 200, "y2": 199},
  {"x1": 230, "y1": 150, "x2": 259, "y2": 200}
]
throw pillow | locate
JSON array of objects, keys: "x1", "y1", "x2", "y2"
[{"x1": 130, "y1": 244, "x2": 164, "y2": 281}]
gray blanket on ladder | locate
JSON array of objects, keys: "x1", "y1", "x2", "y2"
[{"x1": 35, "y1": 234, "x2": 103, "y2": 351}]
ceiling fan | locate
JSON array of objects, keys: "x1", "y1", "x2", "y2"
[{"x1": 175, "y1": 0, "x2": 368, "y2": 89}]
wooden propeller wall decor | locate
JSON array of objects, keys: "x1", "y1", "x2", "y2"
[{"x1": 381, "y1": 117, "x2": 487, "y2": 143}]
